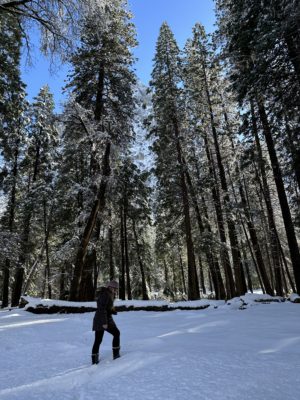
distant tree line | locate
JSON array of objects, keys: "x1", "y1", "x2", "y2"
[{"x1": 0, "y1": 0, "x2": 299, "y2": 306}]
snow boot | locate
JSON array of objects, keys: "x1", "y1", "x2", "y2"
[
  {"x1": 113, "y1": 347, "x2": 120, "y2": 360},
  {"x1": 91, "y1": 353, "x2": 99, "y2": 365}
]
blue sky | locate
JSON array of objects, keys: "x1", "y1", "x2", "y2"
[
  {"x1": 21, "y1": 0, "x2": 216, "y2": 110},
  {"x1": 130, "y1": 0, "x2": 216, "y2": 83}
]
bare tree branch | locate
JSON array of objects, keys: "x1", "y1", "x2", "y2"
[
  {"x1": 0, "y1": 0, "x2": 87, "y2": 58},
  {"x1": 0, "y1": 0, "x2": 32, "y2": 8}
]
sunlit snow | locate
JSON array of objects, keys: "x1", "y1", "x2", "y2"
[{"x1": 1, "y1": 296, "x2": 300, "y2": 399}]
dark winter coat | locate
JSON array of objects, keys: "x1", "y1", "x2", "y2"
[{"x1": 92, "y1": 287, "x2": 117, "y2": 331}]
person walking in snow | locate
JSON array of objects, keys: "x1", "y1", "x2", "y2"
[{"x1": 91, "y1": 280, "x2": 120, "y2": 365}]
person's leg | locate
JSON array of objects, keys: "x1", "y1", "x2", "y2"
[
  {"x1": 91, "y1": 330, "x2": 104, "y2": 364},
  {"x1": 106, "y1": 326, "x2": 120, "y2": 359}
]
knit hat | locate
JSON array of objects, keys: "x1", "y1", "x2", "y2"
[{"x1": 106, "y1": 280, "x2": 119, "y2": 289}]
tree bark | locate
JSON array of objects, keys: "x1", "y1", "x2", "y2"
[
  {"x1": 123, "y1": 195, "x2": 132, "y2": 300},
  {"x1": 43, "y1": 198, "x2": 52, "y2": 299},
  {"x1": 11, "y1": 128, "x2": 42, "y2": 306},
  {"x1": 59, "y1": 265, "x2": 66, "y2": 300},
  {"x1": 132, "y1": 219, "x2": 148, "y2": 300},
  {"x1": 69, "y1": 142, "x2": 111, "y2": 301},
  {"x1": 1, "y1": 138, "x2": 19, "y2": 308},
  {"x1": 203, "y1": 66, "x2": 246, "y2": 295},
  {"x1": 184, "y1": 154, "x2": 226, "y2": 299},
  {"x1": 68, "y1": 59, "x2": 109, "y2": 301},
  {"x1": 284, "y1": 116, "x2": 300, "y2": 193},
  {"x1": 203, "y1": 135, "x2": 235, "y2": 299},
  {"x1": 92, "y1": 218, "x2": 102, "y2": 294},
  {"x1": 284, "y1": 31, "x2": 300, "y2": 89},
  {"x1": 225, "y1": 153, "x2": 273, "y2": 295},
  {"x1": 250, "y1": 100, "x2": 284, "y2": 295},
  {"x1": 239, "y1": 178, "x2": 273, "y2": 295},
  {"x1": 198, "y1": 256, "x2": 206, "y2": 295},
  {"x1": 78, "y1": 251, "x2": 95, "y2": 301},
  {"x1": 173, "y1": 118, "x2": 199, "y2": 300},
  {"x1": 222, "y1": 98, "x2": 272, "y2": 295},
  {"x1": 242, "y1": 247, "x2": 253, "y2": 293},
  {"x1": 108, "y1": 209, "x2": 115, "y2": 281},
  {"x1": 178, "y1": 246, "x2": 187, "y2": 295},
  {"x1": 256, "y1": 97, "x2": 300, "y2": 293},
  {"x1": 119, "y1": 205, "x2": 126, "y2": 300},
  {"x1": 1, "y1": 263, "x2": 10, "y2": 308},
  {"x1": 11, "y1": 267, "x2": 24, "y2": 307}
]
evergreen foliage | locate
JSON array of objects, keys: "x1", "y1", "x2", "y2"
[{"x1": 1, "y1": 0, "x2": 299, "y2": 306}]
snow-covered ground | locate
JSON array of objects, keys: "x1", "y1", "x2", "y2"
[{"x1": 1, "y1": 299, "x2": 300, "y2": 400}]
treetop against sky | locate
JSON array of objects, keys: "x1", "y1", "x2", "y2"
[{"x1": 21, "y1": 0, "x2": 216, "y2": 110}]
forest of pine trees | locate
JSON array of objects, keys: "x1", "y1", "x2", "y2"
[{"x1": 0, "y1": 0, "x2": 299, "y2": 306}]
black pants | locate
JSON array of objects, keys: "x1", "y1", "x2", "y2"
[{"x1": 92, "y1": 326, "x2": 120, "y2": 354}]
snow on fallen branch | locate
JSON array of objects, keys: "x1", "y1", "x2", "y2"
[
  {"x1": 20, "y1": 296, "x2": 222, "y2": 313},
  {"x1": 18, "y1": 292, "x2": 294, "y2": 314},
  {"x1": 288, "y1": 293, "x2": 300, "y2": 303},
  {"x1": 225, "y1": 293, "x2": 285, "y2": 310}
]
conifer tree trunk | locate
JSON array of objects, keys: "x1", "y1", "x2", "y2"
[
  {"x1": 163, "y1": 258, "x2": 170, "y2": 294},
  {"x1": 92, "y1": 248, "x2": 98, "y2": 292},
  {"x1": 108, "y1": 209, "x2": 115, "y2": 281},
  {"x1": 78, "y1": 248, "x2": 97, "y2": 301},
  {"x1": 69, "y1": 142, "x2": 111, "y2": 301},
  {"x1": 184, "y1": 155, "x2": 226, "y2": 299},
  {"x1": 284, "y1": 116, "x2": 300, "y2": 192},
  {"x1": 11, "y1": 128, "x2": 42, "y2": 306},
  {"x1": 250, "y1": 101, "x2": 284, "y2": 295},
  {"x1": 77, "y1": 251, "x2": 95, "y2": 301},
  {"x1": 69, "y1": 63, "x2": 112, "y2": 301},
  {"x1": 225, "y1": 154, "x2": 273, "y2": 295},
  {"x1": 281, "y1": 257, "x2": 289, "y2": 295},
  {"x1": 11, "y1": 200, "x2": 31, "y2": 307},
  {"x1": 278, "y1": 241, "x2": 296, "y2": 293},
  {"x1": 43, "y1": 198, "x2": 52, "y2": 299},
  {"x1": 239, "y1": 179, "x2": 273, "y2": 295},
  {"x1": 173, "y1": 119, "x2": 199, "y2": 300},
  {"x1": 59, "y1": 265, "x2": 66, "y2": 300},
  {"x1": 242, "y1": 248, "x2": 253, "y2": 293},
  {"x1": 203, "y1": 67, "x2": 246, "y2": 296},
  {"x1": 192, "y1": 154, "x2": 227, "y2": 299},
  {"x1": 254, "y1": 183, "x2": 276, "y2": 292},
  {"x1": 119, "y1": 205, "x2": 126, "y2": 300},
  {"x1": 244, "y1": 226, "x2": 265, "y2": 293},
  {"x1": 256, "y1": 97, "x2": 300, "y2": 293},
  {"x1": 108, "y1": 227, "x2": 114, "y2": 278},
  {"x1": 171, "y1": 261, "x2": 177, "y2": 299},
  {"x1": 132, "y1": 219, "x2": 148, "y2": 300},
  {"x1": 208, "y1": 270, "x2": 213, "y2": 294},
  {"x1": 200, "y1": 194, "x2": 227, "y2": 300},
  {"x1": 1, "y1": 261, "x2": 10, "y2": 309},
  {"x1": 203, "y1": 135, "x2": 235, "y2": 299},
  {"x1": 198, "y1": 257, "x2": 206, "y2": 295},
  {"x1": 12, "y1": 120, "x2": 48, "y2": 306},
  {"x1": 11, "y1": 268, "x2": 24, "y2": 307},
  {"x1": 178, "y1": 247, "x2": 187, "y2": 295},
  {"x1": 284, "y1": 31, "x2": 300, "y2": 89},
  {"x1": 123, "y1": 195, "x2": 132, "y2": 300},
  {"x1": 225, "y1": 115, "x2": 273, "y2": 294},
  {"x1": 94, "y1": 219, "x2": 102, "y2": 291},
  {"x1": 1, "y1": 140, "x2": 19, "y2": 308},
  {"x1": 14, "y1": 189, "x2": 32, "y2": 304}
]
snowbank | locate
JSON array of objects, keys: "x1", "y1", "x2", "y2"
[{"x1": 1, "y1": 299, "x2": 300, "y2": 400}]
